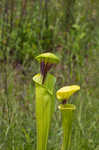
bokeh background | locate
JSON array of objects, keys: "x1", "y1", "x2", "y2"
[{"x1": 0, "y1": 0, "x2": 99, "y2": 150}]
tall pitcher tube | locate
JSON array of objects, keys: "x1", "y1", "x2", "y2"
[
  {"x1": 33, "y1": 73, "x2": 56, "y2": 150},
  {"x1": 59, "y1": 104, "x2": 76, "y2": 150}
]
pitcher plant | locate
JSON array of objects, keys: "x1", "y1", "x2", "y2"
[
  {"x1": 56, "y1": 85, "x2": 80, "y2": 150},
  {"x1": 33, "y1": 53, "x2": 60, "y2": 150}
]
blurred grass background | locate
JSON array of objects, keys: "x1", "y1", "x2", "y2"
[{"x1": 0, "y1": 0, "x2": 99, "y2": 150}]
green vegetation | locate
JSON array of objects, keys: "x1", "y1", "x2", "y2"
[{"x1": 0, "y1": 0, "x2": 99, "y2": 150}]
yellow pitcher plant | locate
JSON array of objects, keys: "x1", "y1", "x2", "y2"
[
  {"x1": 56, "y1": 85, "x2": 80, "y2": 150},
  {"x1": 33, "y1": 53, "x2": 60, "y2": 150}
]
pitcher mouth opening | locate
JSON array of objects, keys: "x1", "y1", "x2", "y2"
[
  {"x1": 61, "y1": 99, "x2": 67, "y2": 105},
  {"x1": 58, "y1": 104, "x2": 76, "y2": 111}
]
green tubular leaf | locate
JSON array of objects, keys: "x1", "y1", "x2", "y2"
[
  {"x1": 33, "y1": 73, "x2": 56, "y2": 95},
  {"x1": 33, "y1": 73, "x2": 56, "y2": 150},
  {"x1": 35, "y1": 52, "x2": 60, "y2": 64},
  {"x1": 59, "y1": 104, "x2": 76, "y2": 150}
]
